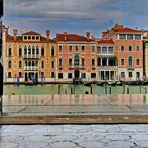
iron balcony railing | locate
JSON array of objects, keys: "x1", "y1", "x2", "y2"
[
  {"x1": 98, "y1": 66, "x2": 118, "y2": 70},
  {"x1": 24, "y1": 54, "x2": 39, "y2": 59},
  {"x1": 24, "y1": 66, "x2": 39, "y2": 71}
]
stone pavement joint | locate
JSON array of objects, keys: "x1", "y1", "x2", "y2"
[{"x1": 0, "y1": 124, "x2": 148, "y2": 148}]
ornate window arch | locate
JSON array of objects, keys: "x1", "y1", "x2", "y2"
[{"x1": 51, "y1": 46, "x2": 54, "y2": 56}]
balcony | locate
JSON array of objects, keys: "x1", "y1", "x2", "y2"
[
  {"x1": 91, "y1": 65, "x2": 96, "y2": 70},
  {"x1": 24, "y1": 54, "x2": 39, "y2": 59},
  {"x1": 58, "y1": 65, "x2": 63, "y2": 69},
  {"x1": 127, "y1": 65, "x2": 134, "y2": 71},
  {"x1": 24, "y1": 66, "x2": 39, "y2": 71},
  {"x1": 98, "y1": 66, "x2": 118, "y2": 70}
]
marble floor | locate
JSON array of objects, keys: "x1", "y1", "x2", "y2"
[{"x1": 0, "y1": 124, "x2": 148, "y2": 148}]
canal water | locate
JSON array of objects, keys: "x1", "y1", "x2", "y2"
[{"x1": 4, "y1": 84, "x2": 148, "y2": 95}]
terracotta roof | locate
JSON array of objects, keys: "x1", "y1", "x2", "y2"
[
  {"x1": 98, "y1": 39, "x2": 114, "y2": 44},
  {"x1": 22, "y1": 31, "x2": 41, "y2": 35},
  {"x1": 56, "y1": 34, "x2": 95, "y2": 42},
  {"x1": 111, "y1": 24, "x2": 142, "y2": 33}
]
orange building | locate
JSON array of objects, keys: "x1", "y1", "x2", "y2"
[
  {"x1": 2, "y1": 26, "x2": 57, "y2": 83},
  {"x1": 55, "y1": 32, "x2": 97, "y2": 82},
  {"x1": 100, "y1": 24, "x2": 144, "y2": 81},
  {"x1": 2, "y1": 24, "x2": 146, "y2": 83}
]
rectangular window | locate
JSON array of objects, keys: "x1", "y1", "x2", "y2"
[
  {"x1": 127, "y1": 34, "x2": 133, "y2": 40},
  {"x1": 136, "y1": 59, "x2": 140, "y2": 65},
  {"x1": 121, "y1": 46, "x2": 125, "y2": 51},
  {"x1": 129, "y1": 46, "x2": 132, "y2": 51},
  {"x1": 102, "y1": 47, "x2": 107, "y2": 54},
  {"x1": 69, "y1": 46, "x2": 72, "y2": 52},
  {"x1": 135, "y1": 35, "x2": 141, "y2": 40},
  {"x1": 121, "y1": 59, "x2": 124, "y2": 65},
  {"x1": 75, "y1": 46, "x2": 79, "y2": 51},
  {"x1": 59, "y1": 46, "x2": 62, "y2": 51},
  {"x1": 98, "y1": 47, "x2": 101, "y2": 53},
  {"x1": 68, "y1": 73, "x2": 73, "y2": 79},
  {"x1": 81, "y1": 73, "x2": 86, "y2": 79},
  {"x1": 91, "y1": 73, "x2": 96, "y2": 78},
  {"x1": 92, "y1": 59, "x2": 95, "y2": 65},
  {"x1": 136, "y1": 46, "x2": 140, "y2": 51},
  {"x1": 59, "y1": 59, "x2": 62, "y2": 66},
  {"x1": 92, "y1": 46, "x2": 95, "y2": 52},
  {"x1": 121, "y1": 72, "x2": 125, "y2": 78},
  {"x1": 58, "y1": 73, "x2": 63, "y2": 79},
  {"x1": 82, "y1": 58, "x2": 85, "y2": 66},
  {"x1": 129, "y1": 72, "x2": 133, "y2": 78},
  {"x1": 108, "y1": 47, "x2": 114, "y2": 54},
  {"x1": 136, "y1": 72, "x2": 140, "y2": 78},
  {"x1": 119, "y1": 34, "x2": 126, "y2": 40},
  {"x1": 8, "y1": 72, "x2": 11, "y2": 78},
  {"x1": 69, "y1": 59, "x2": 72, "y2": 66},
  {"x1": 19, "y1": 72, "x2": 22, "y2": 78},
  {"x1": 82, "y1": 46, "x2": 85, "y2": 51}
]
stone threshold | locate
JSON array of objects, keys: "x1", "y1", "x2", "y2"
[{"x1": 0, "y1": 115, "x2": 148, "y2": 124}]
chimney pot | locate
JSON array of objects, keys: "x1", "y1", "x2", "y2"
[
  {"x1": 86, "y1": 32, "x2": 90, "y2": 41},
  {"x1": 64, "y1": 32, "x2": 68, "y2": 41},
  {"x1": 46, "y1": 30, "x2": 50, "y2": 41},
  {"x1": 13, "y1": 29, "x2": 18, "y2": 40}
]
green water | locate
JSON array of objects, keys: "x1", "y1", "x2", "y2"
[{"x1": 4, "y1": 84, "x2": 148, "y2": 95}]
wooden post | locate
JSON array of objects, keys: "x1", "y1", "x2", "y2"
[
  {"x1": 90, "y1": 86, "x2": 93, "y2": 94},
  {"x1": 127, "y1": 88, "x2": 129, "y2": 94},
  {"x1": 145, "y1": 87, "x2": 147, "y2": 94},
  {"x1": 109, "y1": 87, "x2": 112, "y2": 94},
  {"x1": 105, "y1": 84, "x2": 107, "y2": 94},
  {"x1": 139, "y1": 85, "x2": 142, "y2": 94},
  {"x1": 123, "y1": 84, "x2": 125, "y2": 94},
  {"x1": 58, "y1": 85, "x2": 60, "y2": 94}
]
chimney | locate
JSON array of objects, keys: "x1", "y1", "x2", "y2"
[
  {"x1": 86, "y1": 32, "x2": 90, "y2": 41},
  {"x1": 64, "y1": 32, "x2": 68, "y2": 42},
  {"x1": 46, "y1": 30, "x2": 50, "y2": 41},
  {"x1": 2, "y1": 25, "x2": 9, "y2": 35},
  {"x1": 13, "y1": 29, "x2": 18, "y2": 41}
]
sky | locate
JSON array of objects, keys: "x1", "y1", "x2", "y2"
[{"x1": 3, "y1": 0, "x2": 148, "y2": 38}]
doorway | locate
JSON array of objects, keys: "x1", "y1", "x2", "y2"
[{"x1": 74, "y1": 70, "x2": 80, "y2": 79}]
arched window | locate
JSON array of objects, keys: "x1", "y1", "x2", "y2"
[
  {"x1": 28, "y1": 46, "x2": 31, "y2": 55},
  {"x1": 41, "y1": 61, "x2": 44, "y2": 68},
  {"x1": 128, "y1": 56, "x2": 132, "y2": 66},
  {"x1": 74, "y1": 54, "x2": 80, "y2": 65},
  {"x1": 41, "y1": 46, "x2": 44, "y2": 56},
  {"x1": 8, "y1": 46, "x2": 12, "y2": 56},
  {"x1": 51, "y1": 72, "x2": 55, "y2": 78},
  {"x1": 19, "y1": 61, "x2": 22, "y2": 68},
  {"x1": 24, "y1": 46, "x2": 27, "y2": 55},
  {"x1": 32, "y1": 61, "x2": 34, "y2": 66},
  {"x1": 36, "y1": 46, "x2": 39, "y2": 55},
  {"x1": 51, "y1": 61, "x2": 54, "y2": 68},
  {"x1": 19, "y1": 46, "x2": 22, "y2": 56},
  {"x1": 8, "y1": 61, "x2": 11, "y2": 68},
  {"x1": 25, "y1": 61, "x2": 27, "y2": 66},
  {"x1": 32, "y1": 46, "x2": 35, "y2": 54},
  {"x1": 29, "y1": 61, "x2": 31, "y2": 66},
  {"x1": 51, "y1": 46, "x2": 54, "y2": 56}
]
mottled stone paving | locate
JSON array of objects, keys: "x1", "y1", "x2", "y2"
[{"x1": 0, "y1": 124, "x2": 148, "y2": 148}]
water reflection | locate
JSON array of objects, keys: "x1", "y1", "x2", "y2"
[{"x1": 3, "y1": 94, "x2": 148, "y2": 106}]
